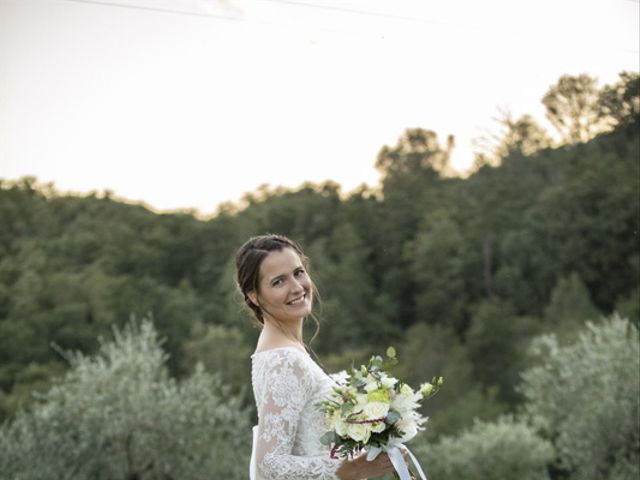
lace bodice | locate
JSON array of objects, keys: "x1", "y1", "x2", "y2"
[{"x1": 251, "y1": 347, "x2": 342, "y2": 480}]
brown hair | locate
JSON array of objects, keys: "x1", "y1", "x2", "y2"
[{"x1": 235, "y1": 234, "x2": 320, "y2": 343}]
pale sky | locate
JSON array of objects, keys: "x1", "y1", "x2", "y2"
[{"x1": 1, "y1": 0, "x2": 638, "y2": 215}]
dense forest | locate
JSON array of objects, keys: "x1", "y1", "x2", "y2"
[{"x1": 0, "y1": 71, "x2": 638, "y2": 479}]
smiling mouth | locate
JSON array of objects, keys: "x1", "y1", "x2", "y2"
[{"x1": 287, "y1": 294, "x2": 307, "y2": 305}]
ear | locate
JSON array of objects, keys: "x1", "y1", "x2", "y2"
[{"x1": 247, "y1": 290, "x2": 258, "y2": 307}]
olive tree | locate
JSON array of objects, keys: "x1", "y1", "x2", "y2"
[
  {"x1": 520, "y1": 315, "x2": 639, "y2": 480},
  {"x1": 0, "y1": 318, "x2": 251, "y2": 480},
  {"x1": 413, "y1": 416, "x2": 553, "y2": 480}
]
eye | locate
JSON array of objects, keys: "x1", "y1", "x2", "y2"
[
  {"x1": 271, "y1": 278, "x2": 283, "y2": 287},
  {"x1": 294, "y1": 268, "x2": 306, "y2": 277}
]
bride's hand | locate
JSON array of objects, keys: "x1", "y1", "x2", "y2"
[{"x1": 336, "y1": 452, "x2": 396, "y2": 480}]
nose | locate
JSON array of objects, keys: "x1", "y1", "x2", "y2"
[{"x1": 292, "y1": 276, "x2": 305, "y2": 292}]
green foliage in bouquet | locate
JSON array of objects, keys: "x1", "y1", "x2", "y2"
[{"x1": 0, "y1": 317, "x2": 251, "y2": 480}]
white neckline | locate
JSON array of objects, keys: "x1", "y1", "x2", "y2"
[{"x1": 251, "y1": 345, "x2": 309, "y2": 358}]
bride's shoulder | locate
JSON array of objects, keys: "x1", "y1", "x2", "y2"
[
  {"x1": 251, "y1": 346, "x2": 314, "y2": 387},
  {"x1": 252, "y1": 345, "x2": 308, "y2": 359},
  {"x1": 252, "y1": 336, "x2": 308, "y2": 357}
]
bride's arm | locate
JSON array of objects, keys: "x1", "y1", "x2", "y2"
[{"x1": 254, "y1": 350, "x2": 342, "y2": 480}]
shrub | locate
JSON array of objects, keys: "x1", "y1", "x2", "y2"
[
  {"x1": 0, "y1": 318, "x2": 251, "y2": 480},
  {"x1": 519, "y1": 315, "x2": 640, "y2": 480},
  {"x1": 413, "y1": 415, "x2": 553, "y2": 480}
]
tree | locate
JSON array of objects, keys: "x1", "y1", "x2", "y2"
[
  {"x1": 374, "y1": 128, "x2": 454, "y2": 325},
  {"x1": 406, "y1": 212, "x2": 470, "y2": 333},
  {"x1": 615, "y1": 287, "x2": 639, "y2": 328},
  {"x1": 376, "y1": 128, "x2": 454, "y2": 179},
  {"x1": 542, "y1": 74, "x2": 605, "y2": 144},
  {"x1": 0, "y1": 318, "x2": 251, "y2": 480},
  {"x1": 395, "y1": 322, "x2": 508, "y2": 440},
  {"x1": 465, "y1": 300, "x2": 540, "y2": 405},
  {"x1": 519, "y1": 316, "x2": 639, "y2": 480},
  {"x1": 473, "y1": 111, "x2": 554, "y2": 167},
  {"x1": 598, "y1": 71, "x2": 640, "y2": 129},
  {"x1": 307, "y1": 224, "x2": 399, "y2": 352},
  {"x1": 543, "y1": 272, "x2": 601, "y2": 342},
  {"x1": 181, "y1": 321, "x2": 253, "y2": 398},
  {"x1": 517, "y1": 141, "x2": 638, "y2": 313}
]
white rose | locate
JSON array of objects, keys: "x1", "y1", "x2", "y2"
[
  {"x1": 347, "y1": 423, "x2": 371, "y2": 443},
  {"x1": 364, "y1": 381, "x2": 379, "y2": 393},
  {"x1": 329, "y1": 410, "x2": 342, "y2": 429},
  {"x1": 328, "y1": 410, "x2": 337, "y2": 428},
  {"x1": 336, "y1": 418, "x2": 349, "y2": 437},
  {"x1": 363, "y1": 401, "x2": 390, "y2": 420},
  {"x1": 371, "y1": 421, "x2": 387, "y2": 433},
  {"x1": 380, "y1": 375, "x2": 398, "y2": 389}
]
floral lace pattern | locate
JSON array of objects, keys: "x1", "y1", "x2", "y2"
[{"x1": 251, "y1": 347, "x2": 342, "y2": 480}]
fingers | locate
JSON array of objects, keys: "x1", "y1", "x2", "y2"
[
  {"x1": 354, "y1": 451, "x2": 405, "y2": 477},
  {"x1": 357, "y1": 453, "x2": 389, "y2": 476},
  {"x1": 375, "y1": 453, "x2": 395, "y2": 472}
]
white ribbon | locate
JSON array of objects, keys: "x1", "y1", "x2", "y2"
[{"x1": 366, "y1": 443, "x2": 428, "y2": 480}]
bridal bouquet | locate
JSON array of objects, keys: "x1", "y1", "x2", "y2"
[{"x1": 319, "y1": 347, "x2": 442, "y2": 480}]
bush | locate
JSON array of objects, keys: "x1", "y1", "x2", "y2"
[
  {"x1": 181, "y1": 321, "x2": 253, "y2": 398},
  {"x1": 0, "y1": 318, "x2": 251, "y2": 480},
  {"x1": 519, "y1": 315, "x2": 640, "y2": 480},
  {"x1": 465, "y1": 300, "x2": 541, "y2": 404},
  {"x1": 396, "y1": 322, "x2": 508, "y2": 440},
  {"x1": 413, "y1": 415, "x2": 553, "y2": 480}
]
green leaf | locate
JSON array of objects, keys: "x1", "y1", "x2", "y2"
[
  {"x1": 320, "y1": 431, "x2": 337, "y2": 446},
  {"x1": 341, "y1": 401, "x2": 354, "y2": 415},
  {"x1": 386, "y1": 410, "x2": 401, "y2": 425},
  {"x1": 386, "y1": 346, "x2": 396, "y2": 358}
]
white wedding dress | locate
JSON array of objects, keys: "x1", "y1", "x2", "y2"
[{"x1": 250, "y1": 347, "x2": 342, "y2": 480}]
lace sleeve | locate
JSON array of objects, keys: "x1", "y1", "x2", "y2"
[{"x1": 254, "y1": 350, "x2": 342, "y2": 480}]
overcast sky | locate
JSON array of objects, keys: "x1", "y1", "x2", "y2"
[{"x1": 1, "y1": 0, "x2": 638, "y2": 214}]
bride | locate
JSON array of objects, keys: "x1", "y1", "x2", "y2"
[{"x1": 236, "y1": 234, "x2": 398, "y2": 480}]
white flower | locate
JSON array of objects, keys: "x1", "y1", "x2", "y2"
[
  {"x1": 419, "y1": 382, "x2": 434, "y2": 397},
  {"x1": 380, "y1": 375, "x2": 398, "y2": 389},
  {"x1": 396, "y1": 419, "x2": 419, "y2": 443},
  {"x1": 330, "y1": 370, "x2": 349, "y2": 385},
  {"x1": 363, "y1": 401, "x2": 390, "y2": 420},
  {"x1": 336, "y1": 417, "x2": 349, "y2": 437},
  {"x1": 364, "y1": 381, "x2": 379, "y2": 393},
  {"x1": 328, "y1": 405, "x2": 351, "y2": 438},
  {"x1": 392, "y1": 386, "x2": 420, "y2": 415},
  {"x1": 399, "y1": 384, "x2": 414, "y2": 397},
  {"x1": 367, "y1": 388, "x2": 391, "y2": 404},
  {"x1": 355, "y1": 393, "x2": 368, "y2": 408},
  {"x1": 328, "y1": 409, "x2": 341, "y2": 429},
  {"x1": 347, "y1": 423, "x2": 371, "y2": 443},
  {"x1": 371, "y1": 421, "x2": 387, "y2": 433}
]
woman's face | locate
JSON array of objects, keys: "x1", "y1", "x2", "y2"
[{"x1": 249, "y1": 247, "x2": 313, "y2": 323}]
